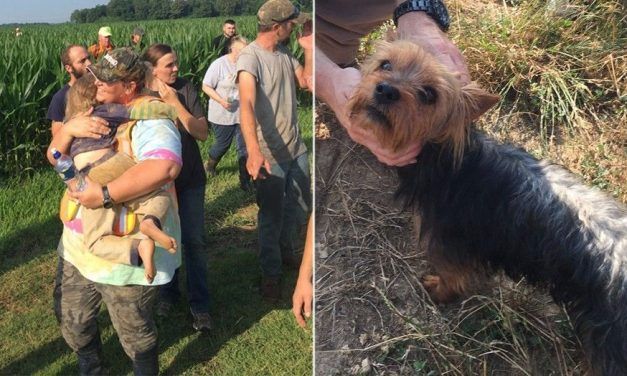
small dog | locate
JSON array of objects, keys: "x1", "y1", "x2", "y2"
[{"x1": 349, "y1": 37, "x2": 627, "y2": 375}]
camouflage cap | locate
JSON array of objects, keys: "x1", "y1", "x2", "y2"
[
  {"x1": 87, "y1": 47, "x2": 145, "y2": 83},
  {"x1": 132, "y1": 27, "x2": 145, "y2": 36},
  {"x1": 257, "y1": 0, "x2": 311, "y2": 27}
]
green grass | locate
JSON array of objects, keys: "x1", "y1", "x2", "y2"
[{"x1": 0, "y1": 107, "x2": 313, "y2": 375}]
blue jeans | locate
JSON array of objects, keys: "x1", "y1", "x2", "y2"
[
  {"x1": 208, "y1": 123, "x2": 247, "y2": 161},
  {"x1": 255, "y1": 153, "x2": 311, "y2": 278},
  {"x1": 159, "y1": 185, "x2": 210, "y2": 314}
]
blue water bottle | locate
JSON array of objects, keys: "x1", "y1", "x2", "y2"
[{"x1": 51, "y1": 148, "x2": 86, "y2": 192}]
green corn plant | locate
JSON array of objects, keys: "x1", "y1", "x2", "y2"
[{"x1": 1, "y1": 15, "x2": 309, "y2": 180}]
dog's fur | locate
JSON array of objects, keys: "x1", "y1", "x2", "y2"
[{"x1": 349, "y1": 37, "x2": 627, "y2": 375}]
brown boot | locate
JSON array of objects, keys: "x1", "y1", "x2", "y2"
[{"x1": 204, "y1": 157, "x2": 218, "y2": 177}]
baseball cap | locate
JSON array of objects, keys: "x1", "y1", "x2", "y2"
[
  {"x1": 98, "y1": 26, "x2": 112, "y2": 37},
  {"x1": 257, "y1": 0, "x2": 311, "y2": 27},
  {"x1": 87, "y1": 47, "x2": 145, "y2": 83},
  {"x1": 132, "y1": 27, "x2": 145, "y2": 36}
]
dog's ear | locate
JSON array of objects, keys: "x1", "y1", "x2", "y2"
[{"x1": 461, "y1": 83, "x2": 500, "y2": 121}]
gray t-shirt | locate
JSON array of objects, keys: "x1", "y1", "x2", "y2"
[
  {"x1": 203, "y1": 55, "x2": 239, "y2": 126},
  {"x1": 237, "y1": 41, "x2": 307, "y2": 164}
]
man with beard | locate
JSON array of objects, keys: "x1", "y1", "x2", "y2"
[
  {"x1": 47, "y1": 44, "x2": 92, "y2": 135},
  {"x1": 237, "y1": 0, "x2": 312, "y2": 302},
  {"x1": 211, "y1": 19, "x2": 237, "y2": 57}
]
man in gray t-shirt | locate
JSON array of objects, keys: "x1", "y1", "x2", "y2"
[{"x1": 237, "y1": 0, "x2": 312, "y2": 302}]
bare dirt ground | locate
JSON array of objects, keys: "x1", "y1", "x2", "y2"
[{"x1": 314, "y1": 103, "x2": 586, "y2": 375}]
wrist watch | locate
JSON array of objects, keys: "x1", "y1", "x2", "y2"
[
  {"x1": 102, "y1": 185, "x2": 114, "y2": 209},
  {"x1": 393, "y1": 0, "x2": 451, "y2": 32}
]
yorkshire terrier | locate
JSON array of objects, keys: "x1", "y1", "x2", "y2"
[{"x1": 349, "y1": 37, "x2": 627, "y2": 375}]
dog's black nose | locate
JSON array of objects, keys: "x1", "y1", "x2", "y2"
[{"x1": 374, "y1": 82, "x2": 400, "y2": 104}]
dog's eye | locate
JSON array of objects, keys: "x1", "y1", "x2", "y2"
[
  {"x1": 417, "y1": 86, "x2": 437, "y2": 105},
  {"x1": 379, "y1": 60, "x2": 392, "y2": 71}
]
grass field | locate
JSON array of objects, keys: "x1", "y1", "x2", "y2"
[{"x1": 0, "y1": 96, "x2": 313, "y2": 374}]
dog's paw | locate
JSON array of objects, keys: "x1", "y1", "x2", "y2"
[
  {"x1": 421, "y1": 274, "x2": 441, "y2": 289},
  {"x1": 421, "y1": 274, "x2": 456, "y2": 303}
]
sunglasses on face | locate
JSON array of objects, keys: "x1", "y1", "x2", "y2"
[{"x1": 87, "y1": 66, "x2": 120, "y2": 84}]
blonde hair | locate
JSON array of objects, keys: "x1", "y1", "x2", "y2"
[
  {"x1": 229, "y1": 35, "x2": 248, "y2": 51},
  {"x1": 65, "y1": 74, "x2": 97, "y2": 121}
]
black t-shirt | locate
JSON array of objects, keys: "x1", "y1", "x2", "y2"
[
  {"x1": 212, "y1": 35, "x2": 232, "y2": 57},
  {"x1": 147, "y1": 77, "x2": 206, "y2": 191},
  {"x1": 47, "y1": 84, "x2": 70, "y2": 121}
]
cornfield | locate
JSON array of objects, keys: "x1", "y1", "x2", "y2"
[{"x1": 0, "y1": 16, "x2": 309, "y2": 178}]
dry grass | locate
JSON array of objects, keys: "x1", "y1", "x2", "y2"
[{"x1": 453, "y1": 0, "x2": 626, "y2": 201}]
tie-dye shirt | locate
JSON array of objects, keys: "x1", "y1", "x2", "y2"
[{"x1": 57, "y1": 116, "x2": 182, "y2": 286}]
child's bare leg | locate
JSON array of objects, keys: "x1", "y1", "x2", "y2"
[
  {"x1": 137, "y1": 239, "x2": 156, "y2": 284},
  {"x1": 139, "y1": 215, "x2": 177, "y2": 254}
]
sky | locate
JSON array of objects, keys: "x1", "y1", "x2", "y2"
[{"x1": 0, "y1": 0, "x2": 108, "y2": 24}]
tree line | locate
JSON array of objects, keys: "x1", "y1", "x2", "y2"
[{"x1": 70, "y1": 0, "x2": 312, "y2": 23}]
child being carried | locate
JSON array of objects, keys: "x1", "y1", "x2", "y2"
[{"x1": 63, "y1": 74, "x2": 178, "y2": 283}]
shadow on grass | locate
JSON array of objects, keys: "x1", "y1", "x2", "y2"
[
  {"x1": 154, "y1": 185, "x2": 299, "y2": 374},
  {"x1": 0, "y1": 214, "x2": 61, "y2": 276},
  {"x1": 0, "y1": 313, "x2": 137, "y2": 375},
  {"x1": 0, "y1": 336, "x2": 72, "y2": 375}
]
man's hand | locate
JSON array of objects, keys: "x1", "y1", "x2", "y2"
[
  {"x1": 316, "y1": 51, "x2": 421, "y2": 166},
  {"x1": 297, "y1": 20, "x2": 312, "y2": 50},
  {"x1": 316, "y1": 10, "x2": 471, "y2": 166},
  {"x1": 397, "y1": 12, "x2": 470, "y2": 85},
  {"x1": 292, "y1": 277, "x2": 313, "y2": 328},
  {"x1": 246, "y1": 150, "x2": 271, "y2": 180}
]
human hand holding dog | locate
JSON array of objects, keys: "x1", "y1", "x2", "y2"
[
  {"x1": 316, "y1": 48, "x2": 422, "y2": 166},
  {"x1": 396, "y1": 11, "x2": 470, "y2": 85}
]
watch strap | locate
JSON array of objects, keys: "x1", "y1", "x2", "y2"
[
  {"x1": 102, "y1": 185, "x2": 114, "y2": 209},
  {"x1": 393, "y1": 0, "x2": 450, "y2": 32}
]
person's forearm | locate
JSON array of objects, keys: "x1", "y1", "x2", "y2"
[
  {"x1": 202, "y1": 84, "x2": 226, "y2": 105},
  {"x1": 240, "y1": 100, "x2": 261, "y2": 156},
  {"x1": 314, "y1": 47, "x2": 343, "y2": 104},
  {"x1": 300, "y1": 47, "x2": 313, "y2": 91},
  {"x1": 238, "y1": 72, "x2": 261, "y2": 156},
  {"x1": 51, "y1": 121, "x2": 63, "y2": 137},
  {"x1": 397, "y1": 11, "x2": 443, "y2": 39},
  {"x1": 298, "y1": 217, "x2": 314, "y2": 282},
  {"x1": 47, "y1": 124, "x2": 74, "y2": 165},
  {"x1": 107, "y1": 159, "x2": 180, "y2": 203},
  {"x1": 171, "y1": 100, "x2": 209, "y2": 141}
]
